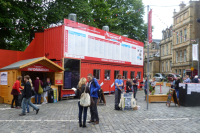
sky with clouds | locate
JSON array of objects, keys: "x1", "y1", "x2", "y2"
[{"x1": 142, "y1": 0, "x2": 190, "y2": 40}]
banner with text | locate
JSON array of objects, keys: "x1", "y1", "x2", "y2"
[{"x1": 192, "y1": 44, "x2": 198, "y2": 61}]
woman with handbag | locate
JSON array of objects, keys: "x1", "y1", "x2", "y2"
[
  {"x1": 76, "y1": 78, "x2": 90, "y2": 128},
  {"x1": 42, "y1": 79, "x2": 49, "y2": 104},
  {"x1": 11, "y1": 76, "x2": 23, "y2": 109}
]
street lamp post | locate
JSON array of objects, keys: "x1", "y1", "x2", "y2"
[{"x1": 197, "y1": 18, "x2": 200, "y2": 76}]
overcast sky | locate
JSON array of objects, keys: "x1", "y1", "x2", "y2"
[{"x1": 142, "y1": 0, "x2": 190, "y2": 40}]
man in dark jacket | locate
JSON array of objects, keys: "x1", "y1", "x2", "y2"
[
  {"x1": 144, "y1": 77, "x2": 147, "y2": 101},
  {"x1": 126, "y1": 78, "x2": 132, "y2": 93},
  {"x1": 19, "y1": 75, "x2": 39, "y2": 116},
  {"x1": 33, "y1": 77, "x2": 43, "y2": 104},
  {"x1": 192, "y1": 75, "x2": 199, "y2": 83},
  {"x1": 87, "y1": 73, "x2": 100, "y2": 124}
]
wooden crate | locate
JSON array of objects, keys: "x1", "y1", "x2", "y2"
[{"x1": 146, "y1": 94, "x2": 171, "y2": 103}]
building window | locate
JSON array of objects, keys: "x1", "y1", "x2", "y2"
[
  {"x1": 171, "y1": 43, "x2": 173, "y2": 54},
  {"x1": 180, "y1": 50, "x2": 182, "y2": 62},
  {"x1": 179, "y1": 69, "x2": 181, "y2": 75},
  {"x1": 93, "y1": 69, "x2": 100, "y2": 80},
  {"x1": 184, "y1": 29, "x2": 187, "y2": 42},
  {"x1": 184, "y1": 49, "x2": 186, "y2": 62},
  {"x1": 130, "y1": 71, "x2": 135, "y2": 79},
  {"x1": 104, "y1": 70, "x2": 111, "y2": 80},
  {"x1": 137, "y1": 72, "x2": 141, "y2": 79},
  {"x1": 162, "y1": 62, "x2": 164, "y2": 72},
  {"x1": 152, "y1": 45, "x2": 155, "y2": 49},
  {"x1": 162, "y1": 46, "x2": 164, "y2": 56},
  {"x1": 166, "y1": 45, "x2": 168, "y2": 55},
  {"x1": 176, "y1": 32, "x2": 178, "y2": 44},
  {"x1": 149, "y1": 62, "x2": 152, "y2": 72},
  {"x1": 123, "y1": 71, "x2": 128, "y2": 79},
  {"x1": 114, "y1": 70, "x2": 120, "y2": 79},
  {"x1": 176, "y1": 51, "x2": 178, "y2": 63},
  {"x1": 170, "y1": 61, "x2": 172, "y2": 71},
  {"x1": 183, "y1": 69, "x2": 185, "y2": 76},
  {"x1": 180, "y1": 31, "x2": 182, "y2": 43},
  {"x1": 175, "y1": 69, "x2": 177, "y2": 74},
  {"x1": 166, "y1": 61, "x2": 168, "y2": 72}
]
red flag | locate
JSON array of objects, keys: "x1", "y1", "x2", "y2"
[{"x1": 148, "y1": 9, "x2": 152, "y2": 43}]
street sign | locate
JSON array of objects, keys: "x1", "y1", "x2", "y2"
[{"x1": 191, "y1": 67, "x2": 194, "y2": 71}]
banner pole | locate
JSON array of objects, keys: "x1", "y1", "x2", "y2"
[
  {"x1": 147, "y1": 5, "x2": 149, "y2": 110},
  {"x1": 198, "y1": 39, "x2": 199, "y2": 76}
]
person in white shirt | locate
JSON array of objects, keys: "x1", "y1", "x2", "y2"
[{"x1": 151, "y1": 78, "x2": 156, "y2": 91}]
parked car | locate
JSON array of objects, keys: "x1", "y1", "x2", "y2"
[
  {"x1": 167, "y1": 73, "x2": 180, "y2": 81},
  {"x1": 154, "y1": 73, "x2": 166, "y2": 81}
]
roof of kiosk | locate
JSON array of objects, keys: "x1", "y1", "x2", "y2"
[{"x1": 0, "y1": 57, "x2": 64, "y2": 71}]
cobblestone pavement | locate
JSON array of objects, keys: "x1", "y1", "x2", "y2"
[{"x1": 0, "y1": 84, "x2": 200, "y2": 133}]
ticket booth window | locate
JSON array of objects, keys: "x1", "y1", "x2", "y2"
[
  {"x1": 137, "y1": 72, "x2": 141, "y2": 79},
  {"x1": 93, "y1": 69, "x2": 100, "y2": 80},
  {"x1": 130, "y1": 71, "x2": 135, "y2": 79},
  {"x1": 123, "y1": 71, "x2": 128, "y2": 79},
  {"x1": 104, "y1": 70, "x2": 111, "y2": 80},
  {"x1": 114, "y1": 70, "x2": 120, "y2": 79}
]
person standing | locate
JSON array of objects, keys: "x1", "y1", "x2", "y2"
[
  {"x1": 122, "y1": 76, "x2": 125, "y2": 92},
  {"x1": 114, "y1": 74, "x2": 123, "y2": 110},
  {"x1": 76, "y1": 78, "x2": 90, "y2": 128},
  {"x1": 144, "y1": 77, "x2": 147, "y2": 101},
  {"x1": 11, "y1": 76, "x2": 23, "y2": 109},
  {"x1": 26, "y1": 78, "x2": 33, "y2": 113},
  {"x1": 126, "y1": 78, "x2": 132, "y2": 93},
  {"x1": 133, "y1": 77, "x2": 139, "y2": 99},
  {"x1": 184, "y1": 75, "x2": 191, "y2": 83},
  {"x1": 19, "y1": 75, "x2": 39, "y2": 116},
  {"x1": 192, "y1": 75, "x2": 199, "y2": 83},
  {"x1": 87, "y1": 74, "x2": 100, "y2": 124},
  {"x1": 175, "y1": 78, "x2": 180, "y2": 99},
  {"x1": 42, "y1": 79, "x2": 49, "y2": 104},
  {"x1": 171, "y1": 78, "x2": 176, "y2": 89},
  {"x1": 33, "y1": 77, "x2": 43, "y2": 104},
  {"x1": 151, "y1": 78, "x2": 156, "y2": 91}
]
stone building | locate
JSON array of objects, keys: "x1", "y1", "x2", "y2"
[{"x1": 171, "y1": 1, "x2": 200, "y2": 76}]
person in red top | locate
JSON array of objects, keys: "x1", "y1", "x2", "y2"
[
  {"x1": 33, "y1": 77, "x2": 43, "y2": 104},
  {"x1": 11, "y1": 76, "x2": 23, "y2": 109}
]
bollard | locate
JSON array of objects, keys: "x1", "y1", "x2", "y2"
[{"x1": 159, "y1": 84, "x2": 163, "y2": 94}]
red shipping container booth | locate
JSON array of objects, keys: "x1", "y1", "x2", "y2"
[{"x1": 0, "y1": 19, "x2": 144, "y2": 100}]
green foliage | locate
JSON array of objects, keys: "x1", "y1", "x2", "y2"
[
  {"x1": 149, "y1": 83, "x2": 153, "y2": 92},
  {"x1": 0, "y1": 0, "x2": 147, "y2": 51},
  {"x1": 166, "y1": 78, "x2": 169, "y2": 83}
]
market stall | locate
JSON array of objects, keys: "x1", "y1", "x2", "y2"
[{"x1": 0, "y1": 57, "x2": 64, "y2": 104}]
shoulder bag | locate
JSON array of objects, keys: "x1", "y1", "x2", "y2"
[
  {"x1": 80, "y1": 86, "x2": 91, "y2": 107},
  {"x1": 38, "y1": 81, "x2": 43, "y2": 94}
]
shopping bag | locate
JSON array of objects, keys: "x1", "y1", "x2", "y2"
[
  {"x1": 38, "y1": 81, "x2": 43, "y2": 94},
  {"x1": 80, "y1": 86, "x2": 90, "y2": 107}
]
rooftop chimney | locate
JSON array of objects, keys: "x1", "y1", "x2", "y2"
[
  {"x1": 68, "y1": 13, "x2": 77, "y2": 22},
  {"x1": 179, "y1": 1, "x2": 186, "y2": 10},
  {"x1": 173, "y1": 9, "x2": 177, "y2": 16},
  {"x1": 102, "y1": 26, "x2": 109, "y2": 32}
]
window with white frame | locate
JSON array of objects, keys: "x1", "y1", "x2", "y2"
[
  {"x1": 93, "y1": 69, "x2": 100, "y2": 80},
  {"x1": 175, "y1": 69, "x2": 177, "y2": 74},
  {"x1": 171, "y1": 43, "x2": 173, "y2": 54},
  {"x1": 176, "y1": 51, "x2": 178, "y2": 63},
  {"x1": 162, "y1": 62, "x2": 164, "y2": 72},
  {"x1": 180, "y1": 50, "x2": 182, "y2": 62},
  {"x1": 170, "y1": 61, "x2": 172, "y2": 71},
  {"x1": 179, "y1": 69, "x2": 181, "y2": 75},
  {"x1": 152, "y1": 45, "x2": 155, "y2": 49},
  {"x1": 162, "y1": 46, "x2": 164, "y2": 56},
  {"x1": 166, "y1": 61, "x2": 168, "y2": 72},
  {"x1": 176, "y1": 32, "x2": 179, "y2": 44},
  {"x1": 184, "y1": 49, "x2": 186, "y2": 62},
  {"x1": 184, "y1": 29, "x2": 187, "y2": 42},
  {"x1": 180, "y1": 31, "x2": 182, "y2": 43},
  {"x1": 166, "y1": 45, "x2": 168, "y2": 55}
]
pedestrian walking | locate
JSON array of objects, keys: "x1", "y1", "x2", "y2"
[
  {"x1": 76, "y1": 78, "x2": 90, "y2": 127},
  {"x1": 87, "y1": 73, "x2": 100, "y2": 124},
  {"x1": 11, "y1": 76, "x2": 23, "y2": 109},
  {"x1": 33, "y1": 77, "x2": 43, "y2": 104},
  {"x1": 144, "y1": 77, "x2": 147, "y2": 101},
  {"x1": 175, "y1": 77, "x2": 180, "y2": 99},
  {"x1": 19, "y1": 75, "x2": 39, "y2": 116},
  {"x1": 133, "y1": 77, "x2": 139, "y2": 99},
  {"x1": 192, "y1": 75, "x2": 199, "y2": 83},
  {"x1": 42, "y1": 79, "x2": 49, "y2": 104},
  {"x1": 26, "y1": 78, "x2": 33, "y2": 113},
  {"x1": 114, "y1": 74, "x2": 123, "y2": 110}
]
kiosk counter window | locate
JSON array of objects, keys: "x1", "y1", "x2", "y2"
[
  {"x1": 123, "y1": 71, "x2": 128, "y2": 79},
  {"x1": 93, "y1": 69, "x2": 100, "y2": 80},
  {"x1": 114, "y1": 70, "x2": 120, "y2": 79},
  {"x1": 104, "y1": 70, "x2": 111, "y2": 80},
  {"x1": 130, "y1": 71, "x2": 135, "y2": 79}
]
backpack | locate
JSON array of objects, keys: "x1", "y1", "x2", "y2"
[{"x1": 80, "y1": 86, "x2": 91, "y2": 107}]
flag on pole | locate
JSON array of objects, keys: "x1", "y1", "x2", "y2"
[{"x1": 148, "y1": 9, "x2": 153, "y2": 43}]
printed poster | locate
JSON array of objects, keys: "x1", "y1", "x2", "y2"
[{"x1": 1, "y1": 72, "x2": 8, "y2": 85}]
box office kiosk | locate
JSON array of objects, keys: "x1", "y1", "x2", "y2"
[{"x1": 0, "y1": 57, "x2": 64, "y2": 104}]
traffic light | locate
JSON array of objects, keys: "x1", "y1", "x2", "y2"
[{"x1": 197, "y1": 18, "x2": 200, "y2": 23}]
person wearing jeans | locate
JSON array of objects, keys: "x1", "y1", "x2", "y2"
[
  {"x1": 19, "y1": 75, "x2": 39, "y2": 116},
  {"x1": 133, "y1": 77, "x2": 139, "y2": 99},
  {"x1": 75, "y1": 78, "x2": 90, "y2": 128},
  {"x1": 33, "y1": 77, "x2": 43, "y2": 104},
  {"x1": 87, "y1": 73, "x2": 101, "y2": 125}
]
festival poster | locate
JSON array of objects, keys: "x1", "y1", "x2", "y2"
[{"x1": 1, "y1": 72, "x2": 8, "y2": 85}]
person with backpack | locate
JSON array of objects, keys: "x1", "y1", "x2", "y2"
[
  {"x1": 87, "y1": 73, "x2": 101, "y2": 124},
  {"x1": 114, "y1": 74, "x2": 123, "y2": 110},
  {"x1": 76, "y1": 78, "x2": 90, "y2": 128},
  {"x1": 33, "y1": 77, "x2": 43, "y2": 104}
]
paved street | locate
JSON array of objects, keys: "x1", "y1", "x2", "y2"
[{"x1": 0, "y1": 84, "x2": 200, "y2": 133}]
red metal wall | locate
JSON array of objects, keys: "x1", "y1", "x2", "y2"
[
  {"x1": 44, "y1": 26, "x2": 64, "y2": 60},
  {"x1": 81, "y1": 62, "x2": 143, "y2": 93}
]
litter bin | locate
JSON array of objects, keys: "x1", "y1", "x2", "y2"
[{"x1": 48, "y1": 89, "x2": 54, "y2": 103}]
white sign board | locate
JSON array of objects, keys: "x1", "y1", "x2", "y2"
[
  {"x1": 192, "y1": 44, "x2": 198, "y2": 61},
  {"x1": 1, "y1": 72, "x2": 8, "y2": 85}
]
